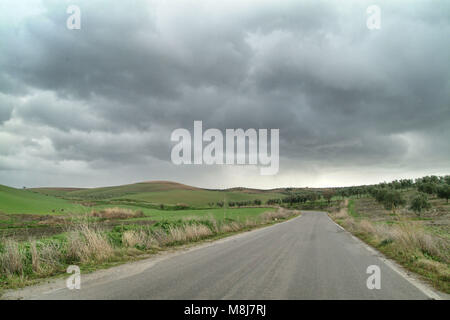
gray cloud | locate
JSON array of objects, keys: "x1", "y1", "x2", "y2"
[{"x1": 0, "y1": 0, "x2": 449, "y2": 188}]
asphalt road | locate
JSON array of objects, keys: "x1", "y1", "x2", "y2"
[{"x1": 18, "y1": 211, "x2": 437, "y2": 299}]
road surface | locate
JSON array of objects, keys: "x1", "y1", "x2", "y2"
[{"x1": 7, "y1": 211, "x2": 440, "y2": 300}]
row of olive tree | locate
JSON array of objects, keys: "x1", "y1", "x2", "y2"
[
  {"x1": 261, "y1": 174, "x2": 449, "y2": 211},
  {"x1": 370, "y1": 187, "x2": 434, "y2": 216}
]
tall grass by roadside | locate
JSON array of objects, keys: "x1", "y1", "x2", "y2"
[
  {"x1": 0, "y1": 240, "x2": 23, "y2": 275},
  {"x1": 329, "y1": 204, "x2": 450, "y2": 293},
  {"x1": 66, "y1": 224, "x2": 115, "y2": 263},
  {"x1": 90, "y1": 207, "x2": 144, "y2": 219},
  {"x1": 0, "y1": 208, "x2": 299, "y2": 290}
]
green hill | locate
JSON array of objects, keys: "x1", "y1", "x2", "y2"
[
  {"x1": 0, "y1": 185, "x2": 80, "y2": 214},
  {"x1": 31, "y1": 181, "x2": 286, "y2": 207}
]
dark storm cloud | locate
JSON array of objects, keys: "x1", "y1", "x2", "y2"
[
  {"x1": 0, "y1": 104, "x2": 13, "y2": 124},
  {"x1": 0, "y1": 0, "x2": 449, "y2": 188}
]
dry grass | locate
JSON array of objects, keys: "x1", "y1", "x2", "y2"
[
  {"x1": 219, "y1": 221, "x2": 242, "y2": 233},
  {"x1": 416, "y1": 259, "x2": 450, "y2": 279},
  {"x1": 332, "y1": 211, "x2": 449, "y2": 263},
  {"x1": 30, "y1": 241, "x2": 63, "y2": 275},
  {"x1": 165, "y1": 224, "x2": 213, "y2": 243},
  {"x1": 0, "y1": 209, "x2": 299, "y2": 290},
  {"x1": 91, "y1": 207, "x2": 144, "y2": 219},
  {"x1": 183, "y1": 224, "x2": 213, "y2": 241},
  {"x1": 122, "y1": 230, "x2": 159, "y2": 249},
  {"x1": 30, "y1": 241, "x2": 40, "y2": 273},
  {"x1": 388, "y1": 222, "x2": 449, "y2": 263},
  {"x1": 167, "y1": 226, "x2": 187, "y2": 243},
  {"x1": 358, "y1": 219, "x2": 377, "y2": 234},
  {"x1": 330, "y1": 204, "x2": 450, "y2": 292},
  {"x1": 0, "y1": 240, "x2": 24, "y2": 275},
  {"x1": 260, "y1": 208, "x2": 297, "y2": 222},
  {"x1": 66, "y1": 224, "x2": 114, "y2": 263}
]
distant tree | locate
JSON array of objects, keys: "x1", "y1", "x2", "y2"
[
  {"x1": 399, "y1": 179, "x2": 413, "y2": 189},
  {"x1": 444, "y1": 176, "x2": 450, "y2": 185},
  {"x1": 267, "y1": 198, "x2": 281, "y2": 205},
  {"x1": 382, "y1": 190, "x2": 406, "y2": 213},
  {"x1": 379, "y1": 182, "x2": 388, "y2": 189},
  {"x1": 306, "y1": 192, "x2": 318, "y2": 202},
  {"x1": 437, "y1": 185, "x2": 450, "y2": 203},
  {"x1": 174, "y1": 203, "x2": 189, "y2": 210},
  {"x1": 323, "y1": 190, "x2": 335, "y2": 204},
  {"x1": 391, "y1": 180, "x2": 402, "y2": 190},
  {"x1": 418, "y1": 175, "x2": 439, "y2": 185},
  {"x1": 409, "y1": 193, "x2": 431, "y2": 216},
  {"x1": 372, "y1": 188, "x2": 388, "y2": 203},
  {"x1": 418, "y1": 182, "x2": 437, "y2": 195},
  {"x1": 253, "y1": 199, "x2": 262, "y2": 206}
]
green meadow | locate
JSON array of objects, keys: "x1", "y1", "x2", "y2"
[
  {"x1": 0, "y1": 181, "x2": 284, "y2": 243},
  {"x1": 93, "y1": 205, "x2": 274, "y2": 222},
  {"x1": 27, "y1": 181, "x2": 285, "y2": 211},
  {"x1": 0, "y1": 185, "x2": 81, "y2": 215}
]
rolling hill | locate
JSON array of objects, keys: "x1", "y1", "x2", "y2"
[
  {"x1": 0, "y1": 185, "x2": 81, "y2": 214},
  {"x1": 0, "y1": 181, "x2": 289, "y2": 215},
  {"x1": 31, "y1": 181, "x2": 287, "y2": 207}
]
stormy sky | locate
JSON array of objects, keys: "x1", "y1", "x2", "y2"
[{"x1": 0, "y1": 0, "x2": 449, "y2": 189}]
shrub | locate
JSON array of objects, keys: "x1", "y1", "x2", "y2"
[
  {"x1": 91, "y1": 207, "x2": 144, "y2": 219},
  {"x1": 0, "y1": 240, "x2": 24, "y2": 275},
  {"x1": 418, "y1": 182, "x2": 437, "y2": 195},
  {"x1": 437, "y1": 185, "x2": 450, "y2": 203},
  {"x1": 122, "y1": 230, "x2": 158, "y2": 250},
  {"x1": 409, "y1": 193, "x2": 431, "y2": 216},
  {"x1": 381, "y1": 190, "x2": 406, "y2": 213},
  {"x1": 66, "y1": 224, "x2": 114, "y2": 263}
]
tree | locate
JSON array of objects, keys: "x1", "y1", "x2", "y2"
[
  {"x1": 444, "y1": 176, "x2": 450, "y2": 185},
  {"x1": 437, "y1": 185, "x2": 450, "y2": 203},
  {"x1": 409, "y1": 193, "x2": 431, "y2": 216},
  {"x1": 306, "y1": 192, "x2": 318, "y2": 202},
  {"x1": 382, "y1": 190, "x2": 406, "y2": 213},
  {"x1": 417, "y1": 182, "x2": 437, "y2": 195},
  {"x1": 253, "y1": 199, "x2": 262, "y2": 206},
  {"x1": 399, "y1": 179, "x2": 413, "y2": 189},
  {"x1": 372, "y1": 188, "x2": 388, "y2": 203},
  {"x1": 323, "y1": 190, "x2": 335, "y2": 204}
]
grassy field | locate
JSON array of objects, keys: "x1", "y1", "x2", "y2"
[
  {"x1": 118, "y1": 189, "x2": 284, "y2": 206},
  {"x1": 30, "y1": 181, "x2": 286, "y2": 207},
  {"x1": 0, "y1": 180, "x2": 299, "y2": 291},
  {"x1": 0, "y1": 185, "x2": 81, "y2": 215},
  {"x1": 0, "y1": 181, "x2": 286, "y2": 216},
  {"x1": 122, "y1": 206, "x2": 272, "y2": 222},
  {"x1": 0, "y1": 181, "x2": 283, "y2": 243}
]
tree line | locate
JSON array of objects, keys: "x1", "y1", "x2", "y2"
[{"x1": 207, "y1": 175, "x2": 450, "y2": 214}]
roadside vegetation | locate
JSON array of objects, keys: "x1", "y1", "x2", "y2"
[
  {"x1": 1, "y1": 176, "x2": 448, "y2": 293},
  {"x1": 0, "y1": 207, "x2": 298, "y2": 291},
  {"x1": 327, "y1": 175, "x2": 450, "y2": 293}
]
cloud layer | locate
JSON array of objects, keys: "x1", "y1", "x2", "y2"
[{"x1": 0, "y1": 0, "x2": 449, "y2": 188}]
